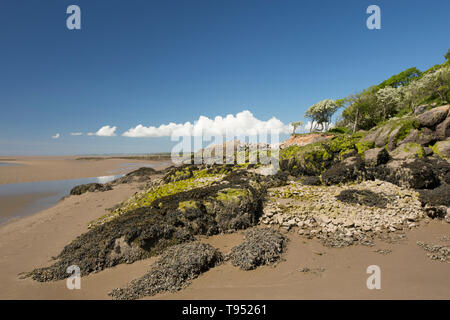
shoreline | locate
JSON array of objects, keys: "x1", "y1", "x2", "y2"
[
  {"x1": 0, "y1": 156, "x2": 171, "y2": 185},
  {"x1": 0, "y1": 171, "x2": 448, "y2": 299}
]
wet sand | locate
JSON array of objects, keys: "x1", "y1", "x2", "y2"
[
  {"x1": 0, "y1": 156, "x2": 170, "y2": 185},
  {"x1": 0, "y1": 175, "x2": 448, "y2": 299}
]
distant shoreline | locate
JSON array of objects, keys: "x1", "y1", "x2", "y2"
[{"x1": 0, "y1": 156, "x2": 171, "y2": 185}]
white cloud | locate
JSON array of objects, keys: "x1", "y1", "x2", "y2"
[
  {"x1": 122, "y1": 110, "x2": 291, "y2": 138},
  {"x1": 88, "y1": 125, "x2": 117, "y2": 137},
  {"x1": 52, "y1": 133, "x2": 60, "y2": 139},
  {"x1": 70, "y1": 132, "x2": 83, "y2": 136}
]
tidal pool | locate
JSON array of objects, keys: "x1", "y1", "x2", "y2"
[{"x1": 0, "y1": 174, "x2": 123, "y2": 225}]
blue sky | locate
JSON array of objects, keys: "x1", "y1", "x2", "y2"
[{"x1": 1, "y1": 0, "x2": 449, "y2": 155}]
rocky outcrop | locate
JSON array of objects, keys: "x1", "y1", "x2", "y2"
[
  {"x1": 279, "y1": 133, "x2": 334, "y2": 149},
  {"x1": 417, "y1": 105, "x2": 449, "y2": 128},
  {"x1": 321, "y1": 156, "x2": 365, "y2": 185},
  {"x1": 373, "y1": 158, "x2": 440, "y2": 189},
  {"x1": 70, "y1": 183, "x2": 112, "y2": 195}
]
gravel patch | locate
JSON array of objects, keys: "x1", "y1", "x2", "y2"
[{"x1": 261, "y1": 180, "x2": 425, "y2": 247}]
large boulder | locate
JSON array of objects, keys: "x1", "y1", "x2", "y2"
[
  {"x1": 387, "y1": 126, "x2": 401, "y2": 151},
  {"x1": 390, "y1": 143, "x2": 424, "y2": 160},
  {"x1": 397, "y1": 128, "x2": 438, "y2": 147},
  {"x1": 418, "y1": 184, "x2": 450, "y2": 220},
  {"x1": 375, "y1": 125, "x2": 394, "y2": 147},
  {"x1": 432, "y1": 139, "x2": 450, "y2": 159},
  {"x1": 361, "y1": 127, "x2": 383, "y2": 145},
  {"x1": 364, "y1": 147, "x2": 389, "y2": 167},
  {"x1": 436, "y1": 116, "x2": 450, "y2": 140},
  {"x1": 417, "y1": 105, "x2": 449, "y2": 128},
  {"x1": 321, "y1": 156, "x2": 365, "y2": 185},
  {"x1": 373, "y1": 158, "x2": 440, "y2": 189}
]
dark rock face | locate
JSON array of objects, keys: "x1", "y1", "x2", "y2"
[
  {"x1": 228, "y1": 228, "x2": 287, "y2": 270},
  {"x1": 418, "y1": 184, "x2": 450, "y2": 208},
  {"x1": 114, "y1": 167, "x2": 158, "y2": 184},
  {"x1": 336, "y1": 189, "x2": 390, "y2": 208},
  {"x1": 372, "y1": 159, "x2": 440, "y2": 189},
  {"x1": 417, "y1": 105, "x2": 449, "y2": 128},
  {"x1": 109, "y1": 242, "x2": 223, "y2": 300},
  {"x1": 364, "y1": 147, "x2": 389, "y2": 167},
  {"x1": 25, "y1": 168, "x2": 266, "y2": 282},
  {"x1": 69, "y1": 183, "x2": 112, "y2": 195},
  {"x1": 321, "y1": 156, "x2": 365, "y2": 185}
]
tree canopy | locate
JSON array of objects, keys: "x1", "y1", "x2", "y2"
[{"x1": 305, "y1": 99, "x2": 339, "y2": 132}]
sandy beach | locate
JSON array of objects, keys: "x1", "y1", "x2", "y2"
[
  {"x1": 0, "y1": 162, "x2": 448, "y2": 300},
  {"x1": 0, "y1": 156, "x2": 170, "y2": 185}
]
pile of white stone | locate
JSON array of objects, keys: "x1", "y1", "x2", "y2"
[{"x1": 260, "y1": 180, "x2": 426, "y2": 247}]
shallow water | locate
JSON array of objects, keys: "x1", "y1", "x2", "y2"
[
  {"x1": 0, "y1": 162, "x2": 21, "y2": 167},
  {"x1": 0, "y1": 174, "x2": 124, "y2": 225}
]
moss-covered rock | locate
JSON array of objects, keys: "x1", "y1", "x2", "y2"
[
  {"x1": 390, "y1": 143, "x2": 424, "y2": 160},
  {"x1": 279, "y1": 134, "x2": 362, "y2": 176},
  {"x1": 70, "y1": 183, "x2": 112, "y2": 195},
  {"x1": 430, "y1": 139, "x2": 450, "y2": 159}
]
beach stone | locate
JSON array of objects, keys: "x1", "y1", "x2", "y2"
[
  {"x1": 417, "y1": 105, "x2": 449, "y2": 128},
  {"x1": 364, "y1": 147, "x2": 389, "y2": 167}
]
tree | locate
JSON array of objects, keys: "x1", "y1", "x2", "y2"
[
  {"x1": 305, "y1": 99, "x2": 338, "y2": 132},
  {"x1": 290, "y1": 121, "x2": 304, "y2": 135},
  {"x1": 399, "y1": 74, "x2": 434, "y2": 112},
  {"x1": 376, "y1": 86, "x2": 401, "y2": 120},
  {"x1": 345, "y1": 92, "x2": 364, "y2": 133},
  {"x1": 435, "y1": 66, "x2": 450, "y2": 103},
  {"x1": 378, "y1": 67, "x2": 422, "y2": 89},
  {"x1": 445, "y1": 49, "x2": 450, "y2": 61}
]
